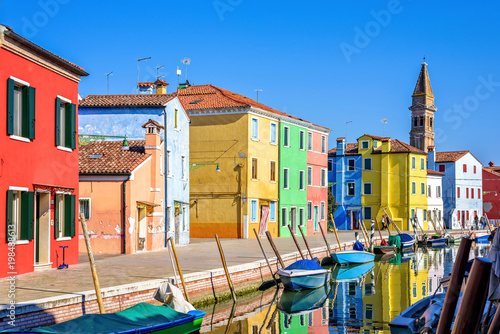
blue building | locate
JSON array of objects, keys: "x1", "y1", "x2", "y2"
[
  {"x1": 328, "y1": 137, "x2": 362, "y2": 230},
  {"x1": 79, "y1": 81, "x2": 191, "y2": 246}
]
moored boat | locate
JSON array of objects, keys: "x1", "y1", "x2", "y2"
[
  {"x1": 331, "y1": 250, "x2": 375, "y2": 265},
  {"x1": 277, "y1": 259, "x2": 331, "y2": 291},
  {"x1": 427, "y1": 237, "x2": 447, "y2": 248},
  {"x1": 332, "y1": 262, "x2": 374, "y2": 281},
  {"x1": 277, "y1": 284, "x2": 329, "y2": 315},
  {"x1": 373, "y1": 245, "x2": 396, "y2": 254}
]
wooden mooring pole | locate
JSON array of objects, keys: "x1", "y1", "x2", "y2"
[
  {"x1": 265, "y1": 231, "x2": 285, "y2": 268},
  {"x1": 330, "y1": 214, "x2": 342, "y2": 251},
  {"x1": 253, "y1": 228, "x2": 278, "y2": 284},
  {"x1": 298, "y1": 225, "x2": 315, "y2": 260},
  {"x1": 169, "y1": 237, "x2": 190, "y2": 303},
  {"x1": 451, "y1": 257, "x2": 492, "y2": 334},
  {"x1": 436, "y1": 237, "x2": 472, "y2": 334},
  {"x1": 215, "y1": 234, "x2": 237, "y2": 302},
  {"x1": 80, "y1": 214, "x2": 105, "y2": 314},
  {"x1": 318, "y1": 222, "x2": 332, "y2": 257},
  {"x1": 287, "y1": 225, "x2": 305, "y2": 260}
]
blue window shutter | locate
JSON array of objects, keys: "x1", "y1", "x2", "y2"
[
  {"x1": 7, "y1": 79, "x2": 14, "y2": 135},
  {"x1": 6, "y1": 190, "x2": 13, "y2": 242},
  {"x1": 55, "y1": 97, "x2": 61, "y2": 146}
]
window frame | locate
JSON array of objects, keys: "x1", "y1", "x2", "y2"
[
  {"x1": 363, "y1": 206, "x2": 372, "y2": 220},
  {"x1": 79, "y1": 198, "x2": 91, "y2": 220},
  {"x1": 421, "y1": 182, "x2": 425, "y2": 195},
  {"x1": 321, "y1": 201, "x2": 325, "y2": 220},
  {"x1": 346, "y1": 181, "x2": 355, "y2": 196},
  {"x1": 250, "y1": 199, "x2": 258, "y2": 223},
  {"x1": 270, "y1": 160, "x2": 276, "y2": 183},
  {"x1": 307, "y1": 201, "x2": 312, "y2": 220},
  {"x1": 7, "y1": 76, "x2": 35, "y2": 141},
  {"x1": 463, "y1": 164, "x2": 467, "y2": 173},
  {"x1": 269, "y1": 201, "x2": 276, "y2": 222},
  {"x1": 347, "y1": 158, "x2": 355, "y2": 171},
  {"x1": 281, "y1": 207, "x2": 287, "y2": 227},
  {"x1": 321, "y1": 135, "x2": 326, "y2": 153},
  {"x1": 299, "y1": 130, "x2": 305, "y2": 150},
  {"x1": 307, "y1": 132, "x2": 313, "y2": 151},
  {"x1": 181, "y1": 155, "x2": 186, "y2": 180},
  {"x1": 299, "y1": 207, "x2": 305, "y2": 226},
  {"x1": 361, "y1": 140, "x2": 369, "y2": 149},
  {"x1": 411, "y1": 181, "x2": 416, "y2": 195},
  {"x1": 270, "y1": 122, "x2": 277, "y2": 145},
  {"x1": 283, "y1": 168, "x2": 289, "y2": 189},
  {"x1": 283, "y1": 126, "x2": 290, "y2": 147},
  {"x1": 328, "y1": 159, "x2": 333, "y2": 172},
  {"x1": 439, "y1": 164, "x2": 445, "y2": 172},
  {"x1": 321, "y1": 168, "x2": 327, "y2": 187},
  {"x1": 55, "y1": 95, "x2": 76, "y2": 150},
  {"x1": 307, "y1": 166, "x2": 312, "y2": 186},
  {"x1": 457, "y1": 187, "x2": 460, "y2": 198},
  {"x1": 251, "y1": 117, "x2": 259, "y2": 141},
  {"x1": 299, "y1": 170, "x2": 305, "y2": 191},
  {"x1": 363, "y1": 182, "x2": 372, "y2": 195},
  {"x1": 411, "y1": 156, "x2": 416, "y2": 170},
  {"x1": 363, "y1": 158, "x2": 372, "y2": 171},
  {"x1": 251, "y1": 158, "x2": 258, "y2": 180},
  {"x1": 420, "y1": 157, "x2": 425, "y2": 170}
]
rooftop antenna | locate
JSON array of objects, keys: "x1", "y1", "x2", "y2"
[
  {"x1": 156, "y1": 65, "x2": 164, "y2": 80},
  {"x1": 345, "y1": 121, "x2": 352, "y2": 142},
  {"x1": 176, "y1": 66, "x2": 181, "y2": 85},
  {"x1": 182, "y1": 58, "x2": 190, "y2": 82},
  {"x1": 137, "y1": 57, "x2": 151, "y2": 93},
  {"x1": 381, "y1": 118, "x2": 388, "y2": 136},
  {"x1": 254, "y1": 89, "x2": 263, "y2": 102},
  {"x1": 106, "y1": 72, "x2": 113, "y2": 95}
]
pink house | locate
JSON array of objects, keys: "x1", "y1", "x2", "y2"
[{"x1": 307, "y1": 127, "x2": 330, "y2": 235}]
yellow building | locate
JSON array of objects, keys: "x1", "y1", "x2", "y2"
[
  {"x1": 359, "y1": 134, "x2": 429, "y2": 231},
  {"x1": 178, "y1": 85, "x2": 281, "y2": 238}
]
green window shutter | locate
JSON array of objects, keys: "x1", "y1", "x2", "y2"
[
  {"x1": 64, "y1": 103, "x2": 75, "y2": 149},
  {"x1": 64, "y1": 195, "x2": 75, "y2": 237},
  {"x1": 6, "y1": 190, "x2": 13, "y2": 243},
  {"x1": 55, "y1": 97, "x2": 61, "y2": 146},
  {"x1": 54, "y1": 195, "x2": 59, "y2": 239},
  {"x1": 22, "y1": 86, "x2": 30, "y2": 138},
  {"x1": 70, "y1": 104, "x2": 76, "y2": 149},
  {"x1": 7, "y1": 79, "x2": 14, "y2": 135},
  {"x1": 28, "y1": 87, "x2": 35, "y2": 139},
  {"x1": 21, "y1": 191, "x2": 34, "y2": 240},
  {"x1": 70, "y1": 195, "x2": 75, "y2": 237}
]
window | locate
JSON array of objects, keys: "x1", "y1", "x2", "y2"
[
  {"x1": 423, "y1": 209, "x2": 427, "y2": 221},
  {"x1": 437, "y1": 186, "x2": 441, "y2": 198},
  {"x1": 420, "y1": 157, "x2": 425, "y2": 170},
  {"x1": 411, "y1": 208, "x2": 415, "y2": 219},
  {"x1": 466, "y1": 188, "x2": 469, "y2": 198},
  {"x1": 307, "y1": 167, "x2": 312, "y2": 186},
  {"x1": 321, "y1": 202, "x2": 325, "y2": 220},
  {"x1": 474, "y1": 165, "x2": 477, "y2": 174},
  {"x1": 471, "y1": 188, "x2": 474, "y2": 199},
  {"x1": 457, "y1": 187, "x2": 460, "y2": 198},
  {"x1": 251, "y1": 118, "x2": 258, "y2": 140},
  {"x1": 270, "y1": 161, "x2": 276, "y2": 182},
  {"x1": 411, "y1": 182, "x2": 416, "y2": 195},
  {"x1": 420, "y1": 117, "x2": 424, "y2": 126},
  {"x1": 182, "y1": 205, "x2": 187, "y2": 231},
  {"x1": 307, "y1": 132, "x2": 313, "y2": 150},
  {"x1": 299, "y1": 170, "x2": 305, "y2": 190},
  {"x1": 55, "y1": 193, "x2": 76, "y2": 239},
  {"x1": 283, "y1": 126, "x2": 290, "y2": 147},
  {"x1": 166, "y1": 150, "x2": 171, "y2": 175},
  {"x1": 281, "y1": 207, "x2": 287, "y2": 227},
  {"x1": 363, "y1": 158, "x2": 372, "y2": 171},
  {"x1": 270, "y1": 123, "x2": 277, "y2": 144},
  {"x1": 270, "y1": 202, "x2": 276, "y2": 222},
  {"x1": 478, "y1": 189, "x2": 481, "y2": 199},
  {"x1": 321, "y1": 136, "x2": 326, "y2": 153},
  {"x1": 428, "y1": 185, "x2": 431, "y2": 197},
  {"x1": 79, "y1": 198, "x2": 91, "y2": 220},
  {"x1": 299, "y1": 130, "x2": 305, "y2": 150},
  {"x1": 328, "y1": 159, "x2": 333, "y2": 171},
  {"x1": 363, "y1": 183, "x2": 372, "y2": 195},
  {"x1": 174, "y1": 109, "x2": 178, "y2": 129},
  {"x1": 348, "y1": 159, "x2": 355, "y2": 171},
  {"x1": 365, "y1": 305, "x2": 373, "y2": 320},
  {"x1": 361, "y1": 141, "x2": 369, "y2": 149},
  {"x1": 307, "y1": 202, "x2": 312, "y2": 220},
  {"x1": 466, "y1": 211, "x2": 469, "y2": 221},
  {"x1": 299, "y1": 208, "x2": 305, "y2": 226},
  {"x1": 181, "y1": 156, "x2": 186, "y2": 179},
  {"x1": 7, "y1": 77, "x2": 35, "y2": 140},
  {"x1": 413, "y1": 118, "x2": 418, "y2": 127},
  {"x1": 421, "y1": 182, "x2": 425, "y2": 195},
  {"x1": 457, "y1": 210, "x2": 460, "y2": 221},
  {"x1": 363, "y1": 207, "x2": 372, "y2": 220},
  {"x1": 283, "y1": 168, "x2": 289, "y2": 189},
  {"x1": 411, "y1": 156, "x2": 416, "y2": 169},
  {"x1": 347, "y1": 182, "x2": 355, "y2": 196},
  {"x1": 321, "y1": 169, "x2": 326, "y2": 187},
  {"x1": 6, "y1": 189, "x2": 34, "y2": 241},
  {"x1": 55, "y1": 97, "x2": 76, "y2": 149},
  {"x1": 463, "y1": 164, "x2": 467, "y2": 173},
  {"x1": 251, "y1": 158, "x2": 258, "y2": 180},
  {"x1": 251, "y1": 200, "x2": 258, "y2": 223},
  {"x1": 439, "y1": 164, "x2": 445, "y2": 172}
]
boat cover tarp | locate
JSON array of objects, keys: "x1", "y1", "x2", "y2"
[
  {"x1": 285, "y1": 259, "x2": 323, "y2": 271},
  {"x1": 9, "y1": 303, "x2": 194, "y2": 334},
  {"x1": 488, "y1": 228, "x2": 500, "y2": 301},
  {"x1": 353, "y1": 241, "x2": 365, "y2": 251},
  {"x1": 388, "y1": 235, "x2": 401, "y2": 248},
  {"x1": 399, "y1": 233, "x2": 414, "y2": 243}
]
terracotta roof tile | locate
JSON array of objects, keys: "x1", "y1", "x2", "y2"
[
  {"x1": 328, "y1": 143, "x2": 359, "y2": 155},
  {"x1": 372, "y1": 139, "x2": 426, "y2": 154},
  {"x1": 484, "y1": 167, "x2": 500, "y2": 177},
  {"x1": 435, "y1": 151, "x2": 469, "y2": 163},
  {"x1": 154, "y1": 79, "x2": 168, "y2": 86},
  {"x1": 142, "y1": 119, "x2": 164, "y2": 129},
  {"x1": 359, "y1": 134, "x2": 389, "y2": 141},
  {"x1": 79, "y1": 141, "x2": 150, "y2": 174},
  {"x1": 427, "y1": 169, "x2": 444, "y2": 176},
  {"x1": 137, "y1": 82, "x2": 155, "y2": 87},
  {"x1": 79, "y1": 94, "x2": 176, "y2": 108}
]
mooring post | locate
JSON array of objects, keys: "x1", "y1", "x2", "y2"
[
  {"x1": 318, "y1": 222, "x2": 332, "y2": 257},
  {"x1": 436, "y1": 237, "x2": 472, "y2": 334},
  {"x1": 298, "y1": 225, "x2": 315, "y2": 260},
  {"x1": 451, "y1": 257, "x2": 492, "y2": 334},
  {"x1": 287, "y1": 225, "x2": 305, "y2": 260},
  {"x1": 265, "y1": 231, "x2": 285, "y2": 268},
  {"x1": 215, "y1": 234, "x2": 237, "y2": 302},
  {"x1": 169, "y1": 238, "x2": 190, "y2": 303},
  {"x1": 330, "y1": 214, "x2": 342, "y2": 251},
  {"x1": 253, "y1": 228, "x2": 278, "y2": 284}
]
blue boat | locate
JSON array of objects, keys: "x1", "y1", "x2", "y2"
[
  {"x1": 389, "y1": 234, "x2": 416, "y2": 251},
  {"x1": 331, "y1": 250, "x2": 375, "y2": 265},
  {"x1": 476, "y1": 232, "x2": 491, "y2": 243},
  {"x1": 277, "y1": 259, "x2": 330, "y2": 291},
  {"x1": 332, "y1": 262, "x2": 374, "y2": 281},
  {"x1": 427, "y1": 237, "x2": 447, "y2": 248},
  {"x1": 277, "y1": 284, "x2": 329, "y2": 315}
]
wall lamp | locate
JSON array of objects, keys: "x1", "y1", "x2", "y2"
[{"x1": 190, "y1": 162, "x2": 220, "y2": 172}]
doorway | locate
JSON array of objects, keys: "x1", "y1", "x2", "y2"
[
  {"x1": 174, "y1": 202, "x2": 181, "y2": 245},
  {"x1": 290, "y1": 207, "x2": 297, "y2": 234},
  {"x1": 314, "y1": 206, "x2": 319, "y2": 231},
  {"x1": 259, "y1": 205, "x2": 269, "y2": 236},
  {"x1": 35, "y1": 192, "x2": 50, "y2": 265},
  {"x1": 137, "y1": 207, "x2": 146, "y2": 251}
]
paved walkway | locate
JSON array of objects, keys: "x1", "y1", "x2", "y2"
[{"x1": 0, "y1": 229, "x2": 463, "y2": 304}]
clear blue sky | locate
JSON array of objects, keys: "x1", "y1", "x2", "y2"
[{"x1": 2, "y1": 1, "x2": 500, "y2": 165}]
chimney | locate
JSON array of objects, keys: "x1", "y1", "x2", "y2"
[
  {"x1": 381, "y1": 138, "x2": 391, "y2": 153},
  {"x1": 142, "y1": 119, "x2": 165, "y2": 190},
  {"x1": 428, "y1": 145, "x2": 436, "y2": 170},
  {"x1": 154, "y1": 79, "x2": 169, "y2": 94},
  {"x1": 137, "y1": 82, "x2": 154, "y2": 94},
  {"x1": 489, "y1": 161, "x2": 494, "y2": 167},
  {"x1": 336, "y1": 137, "x2": 345, "y2": 155}
]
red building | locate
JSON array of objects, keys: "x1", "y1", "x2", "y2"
[
  {"x1": 0, "y1": 24, "x2": 88, "y2": 277},
  {"x1": 483, "y1": 162, "x2": 500, "y2": 224}
]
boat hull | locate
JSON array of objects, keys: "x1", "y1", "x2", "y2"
[
  {"x1": 331, "y1": 250, "x2": 375, "y2": 265},
  {"x1": 427, "y1": 238, "x2": 447, "y2": 247},
  {"x1": 277, "y1": 284, "x2": 329, "y2": 315},
  {"x1": 332, "y1": 262, "x2": 374, "y2": 281},
  {"x1": 277, "y1": 268, "x2": 330, "y2": 291},
  {"x1": 373, "y1": 245, "x2": 395, "y2": 254}
]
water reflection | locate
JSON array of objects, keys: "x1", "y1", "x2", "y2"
[{"x1": 200, "y1": 243, "x2": 491, "y2": 334}]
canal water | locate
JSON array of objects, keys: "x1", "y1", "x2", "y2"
[{"x1": 199, "y1": 244, "x2": 490, "y2": 333}]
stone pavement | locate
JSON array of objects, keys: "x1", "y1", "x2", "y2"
[{"x1": 0, "y1": 229, "x2": 432, "y2": 305}]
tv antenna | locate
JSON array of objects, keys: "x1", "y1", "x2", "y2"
[
  {"x1": 156, "y1": 65, "x2": 164, "y2": 80},
  {"x1": 182, "y1": 58, "x2": 190, "y2": 81},
  {"x1": 106, "y1": 72, "x2": 113, "y2": 95},
  {"x1": 254, "y1": 89, "x2": 263, "y2": 102},
  {"x1": 381, "y1": 118, "x2": 388, "y2": 136},
  {"x1": 136, "y1": 57, "x2": 151, "y2": 93},
  {"x1": 176, "y1": 66, "x2": 181, "y2": 85}
]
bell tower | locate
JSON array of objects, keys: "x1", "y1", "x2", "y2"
[{"x1": 409, "y1": 61, "x2": 437, "y2": 152}]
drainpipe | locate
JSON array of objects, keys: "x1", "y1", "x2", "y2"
[
  {"x1": 122, "y1": 175, "x2": 130, "y2": 254},
  {"x1": 163, "y1": 106, "x2": 168, "y2": 247}
]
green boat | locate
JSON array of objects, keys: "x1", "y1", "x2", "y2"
[{"x1": 2, "y1": 303, "x2": 205, "y2": 334}]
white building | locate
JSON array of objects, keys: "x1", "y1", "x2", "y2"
[{"x1": 427, "y1": 169, "x2": 444, "y2": 230}]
